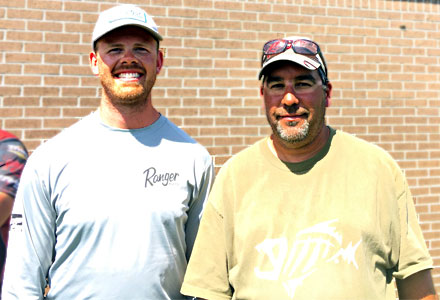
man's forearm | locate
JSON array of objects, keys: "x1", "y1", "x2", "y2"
[
  {"x1": 0, "y1": 192, "x2": 14, "y2": 226},
  {"x1": 396, "y1": 269, "x2": 438, "y2": 300}
]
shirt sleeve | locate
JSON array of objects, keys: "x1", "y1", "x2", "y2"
[
  {"x1": 185, "y1": 154, "x2": 214, "y2": 260},
  {"x1": 181, "y1": 201, "x2": 233, "y2": 300},
  {"x1": 181, "y1": 165, "x2": 233, "y2": 300},
  {"x1": 2, "y1": 152, "x2": 56, "y2": 299},
  {"x1": 393, "y1": 172, "x2": 433, "y2": 280}
]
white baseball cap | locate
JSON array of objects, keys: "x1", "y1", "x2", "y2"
[
  {"x1": 92, "y1": 4, "x2": 162, "y2": 49},
  {"x1": 258, "y1": 36, "x2": 327, "y2": 81}
]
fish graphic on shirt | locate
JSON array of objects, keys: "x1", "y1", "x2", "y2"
[{"x1": 254, "y1": 219, "x2": 362, "y2": 298}]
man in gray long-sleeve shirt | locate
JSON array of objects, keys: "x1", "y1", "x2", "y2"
[{"x1": 2, "y1": 4, "x2": 213, "y2": 299}]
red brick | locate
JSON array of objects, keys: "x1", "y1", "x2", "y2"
[
  {"x1": 0, "y1": 19, "x2": 25, "y2": 30},
  {"x1": 6, "y1": 31, "x2": 43, "y2": 42},
  {"x1": 64, "y1": 1, "x2": 98, "y2": 12},
  {"x1": 44, "y1": 118, "x2": 80, "y2": 128},
  {"x1": 80, "y1": 98, "x2": 100, "y2": 107},
  {"x1": 25, "y1": 130, "x2": 60, "y2": 140},
  {"x1": 62, "y1": 66, "x2": 91, "y2": 76},
  {"x1": 0, "y1": 87, "x2": 21, "y2": 96},
  {"x1": 0, "y1": 64, "x2": 22, "y2": 74},
  {"x1": 23, "y1": 88, "x2": 60, "y2": 99},
  {"x1": 45, "y1": 33, "x2": 80, "y2": 43},
  {"x1": 28, "y1": 21, "x2": 62, "y2": 32},
  {"x1": 25, "y1": 107, "x2": 61, "y2": 117},
  {"x1": 63, "y1": 108, "x2": 96, "y2": 117},
  {"x1": 25, "y1": 43, "x2": 61, "y2": 53},
  {"x1": 206, "y1": 146, "x2": 230, "y2": 155},
  {"x1": 5, "y1": 118, "x2": 42, "y2": 128},
  {"x1": 3, "y1": 97, "x2": 40, "y2": 106},
  {"x1": 28, "y1": 0, "x2": 61, "y2": 9},
  {"x1": 6, "y1": 53, "x2": 42, "y2": 63},
  {"x1": 46, "y1": 11, "x2": 81, "y2": 22},
  {"x1": 42, "y1": 97, "x2": 78, "y2": 107},
  {"x1": 184, "y1": 117, "x2": 214, "y2": 126},
  {"x1": 25, "y1": 65, "x2": 60, "y2": 75},
  {"x1": 0, "y1": 0, "x2": 25, "y2": 8},
  {"x1": 61, "y1": 87, "x2": 96, "y2": 97},
  {"x1": 7, "y1": 9, "x2": 41, "y2": 20},
  {"x1": 65, "y1": 23, "x2": 94, "y2": 34},
  {"x1": 5, "y1": 76, "x2": 41, "y2": 85}
]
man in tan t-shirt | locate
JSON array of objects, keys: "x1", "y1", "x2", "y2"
[{"x1": 181, "y1": 37, "x2": 437, "y2": 300}]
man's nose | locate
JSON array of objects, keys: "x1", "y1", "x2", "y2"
[
  {"x1": 121, "y1": 50, "x2": 138, "y2": 64},
  {"x1": 281, "y1": 91, "x2": 299, "y2": 106}
]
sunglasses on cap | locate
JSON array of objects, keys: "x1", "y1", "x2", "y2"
[{"x1": 261, "y1": 38, "x2": 327, "y2": 78}]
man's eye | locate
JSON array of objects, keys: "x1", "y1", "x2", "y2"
[
  {"x1": 295, "y1": 82, "x2": 313, "y2": 88},
  {"x1": 270, "y1": 83, "x2": 284, "y2": 89},
  {"x1": 108, "y1": 48, "x2": 122, "y2": 53},
  {"x1": 134, "y1": 47, "x2": 149, "y2": 53}
]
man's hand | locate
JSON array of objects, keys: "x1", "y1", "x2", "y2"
[{"x1": 396, "y1": 269, "x2": 438, "y2": 300}]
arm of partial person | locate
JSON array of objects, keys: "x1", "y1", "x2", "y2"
[
  {"x1": 0, "y1": 192, "x2": 14, "y2": 227},
  {"x1": 0, "y1": 137, "x2": 28, "y2": 228},
  {"x1": 396, "y1": 269, "x2": 438, "y2": 300},
  {"x1": 2, "y1": 161, "x2": 55, "y2": 300}
]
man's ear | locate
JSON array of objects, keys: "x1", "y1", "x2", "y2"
[
  {"x1": 260, "y1": 85, "x2": 266, "y2": 110},
  {"x1": 156, "y1": 49, "x2": 164, "y2": 74},
  {"x1": 325, "y1": 82, "x2": 332, "y2": 107},
  {"x1": 89, "y1": 52, "x2": 99, "y2": 76}
]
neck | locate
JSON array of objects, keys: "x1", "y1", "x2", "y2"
[
  {"x1": 99, "y1": 94, "x2": 160, "y2": 129},
  {"x1": 270, "y1": 126, "x2": 330, "y2": 163}
]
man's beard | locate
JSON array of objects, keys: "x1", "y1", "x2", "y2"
[
  {"x1": 100, "y1": 72, "x2": 156, "y2": 108},
  {"x1": 269, "y1": 98, "x2": 327, "y2": 145},
  {"x1": 276, "y1": 120, "x2": 310, "y2": 143}
]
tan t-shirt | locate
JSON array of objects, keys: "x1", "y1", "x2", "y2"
[{"x1": 181, "y1": 129, "x2": 433, "y2": 300}]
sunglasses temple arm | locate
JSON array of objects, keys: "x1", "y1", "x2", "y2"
[{"x1": 315, "y1": 54, "x2": 326, "y2": 76}]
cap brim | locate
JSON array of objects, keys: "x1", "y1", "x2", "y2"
[{"x1": 258, "y1": 50, "x2": 321, "y2": 80}]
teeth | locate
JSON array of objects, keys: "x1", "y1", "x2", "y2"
[{"x1": 117, "y1": 73, "x2": 140, "y2": 78}]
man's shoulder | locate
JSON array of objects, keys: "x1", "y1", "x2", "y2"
[
  {"x1": 158, "y1": 116, "x2": 212, "y2": 158},
  {"x1": 29, "y1": 113, "x2": 96, "y2": 159},
  {"x1": 332, "y1": 129, "x2": 399, "y2": 168},
  {"x1": 334, "y1": 129, "x2": 390, "y2": 155},
  {"x1": 217, "y1": 137, "x2": 266, "y2": 171},
  {"x1": 160, "y1": 117, "x2": 197, "y2": 142}
]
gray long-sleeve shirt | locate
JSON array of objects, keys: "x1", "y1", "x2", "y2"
[{"x1": 2, "y1": 112, "x2": 214, "y2": 300}]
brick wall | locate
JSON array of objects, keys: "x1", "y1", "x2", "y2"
[{"x1": 1, "y1": 0, "x2": 439, "y2": 292}]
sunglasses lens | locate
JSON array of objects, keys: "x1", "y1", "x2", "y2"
[
  {"x1": 292, "y1": 40, "x2": 318, "y2": 55},
  {"x1": 263, "y1": 39, "x2": 287, "y2": 55}
]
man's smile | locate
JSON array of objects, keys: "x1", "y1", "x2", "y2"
[
  {"x1": 276, "y1": 109, "x2": 309, "y2": 122},
  {"x1": 113, "y1": 67, "x2": 145, "y2": 82},
  {"x1": 116, "y1": 72, "x2": 141, "y2": 79}
]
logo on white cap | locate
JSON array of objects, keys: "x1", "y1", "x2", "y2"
[{"x1": 109, "y1": 7, "x2": 154, "y2": 29}]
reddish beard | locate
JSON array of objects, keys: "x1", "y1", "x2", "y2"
[{"x1": 99, "y1": 70, "x2": 156, "y2": 108}]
